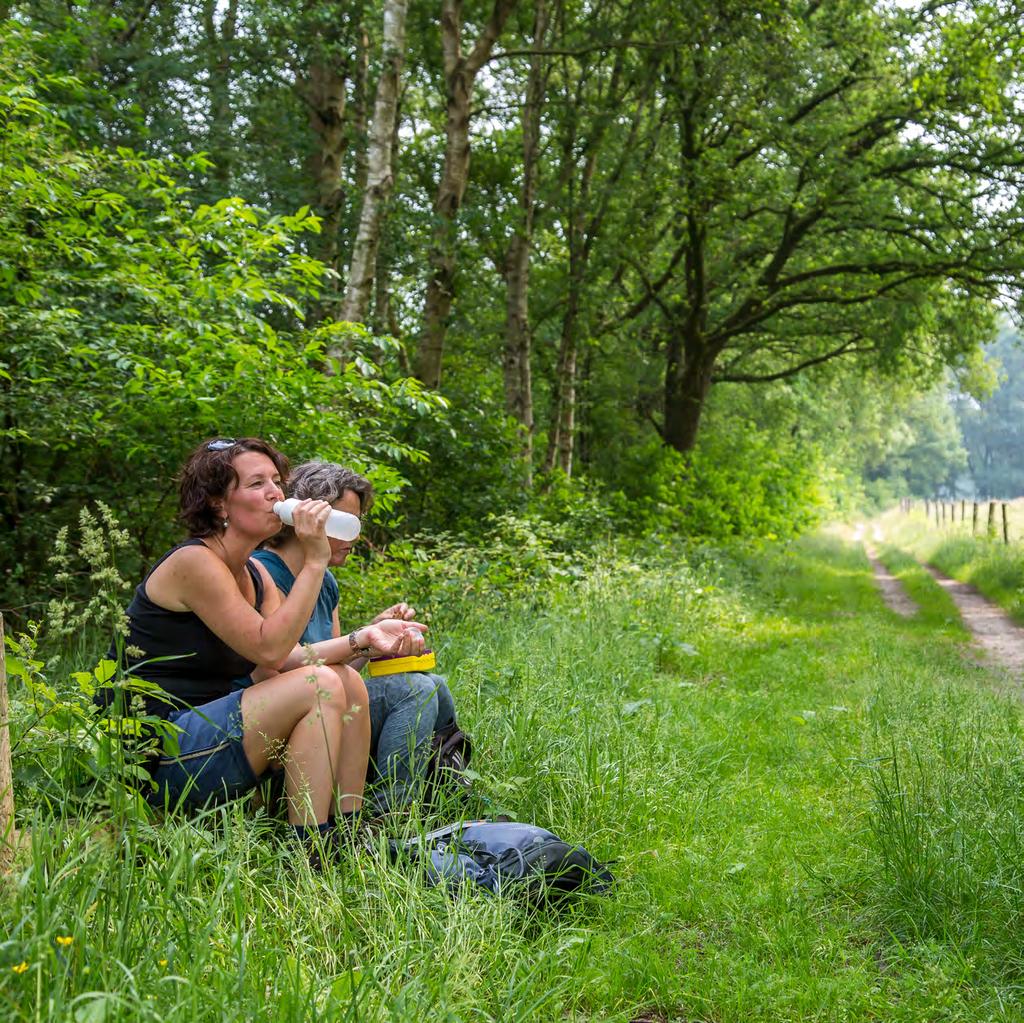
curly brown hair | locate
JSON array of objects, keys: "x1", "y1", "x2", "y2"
[{"x1": 178, "y1": 438, "x2": 290, "y2": 537}]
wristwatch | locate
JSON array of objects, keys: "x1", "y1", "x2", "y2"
[{"x1": 348, "y1": 629, "x2": 370, "y2": 656}]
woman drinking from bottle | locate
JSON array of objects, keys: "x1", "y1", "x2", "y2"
[{"x1": 109, "y1": 437, "x2": 426, "y2": 858}]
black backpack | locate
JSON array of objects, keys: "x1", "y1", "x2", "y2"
[
  {"x1": 424, "y1": 723, "x2": 473, "y2": 803},
  {"x1": 390, "y1": 819, "x2": 614, "y2": 900}
]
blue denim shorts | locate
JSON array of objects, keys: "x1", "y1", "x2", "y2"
[{"x1": 149, "y1": 690, "x2": 262, "y2": 809}]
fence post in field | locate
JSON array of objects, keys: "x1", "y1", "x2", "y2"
[
  {"x1": 941, "y1": 502, "x2": 946, "y2": 524},
  {"x1": 925, "y1": 498, "x2": 930, "y2": 518},
  {"x1": 972, "y1": 502, "x2": 979, "y2": 535},
  {"x1": 935, "y1": 501, "x2": 940, "y2": 526},
  {"x1": 0, "y1": 614, "x2": 14, "y2": 870},
  {"x1": 988, "y1": 501, "x2": 997, "y2": 537},
  {"x1": 1003, "y1": 503, "x2": 1010, "y2": 545},
  {"x1": 960, "y1": 499, "x2": 965, "y2": 522}
]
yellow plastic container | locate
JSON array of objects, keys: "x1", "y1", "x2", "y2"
[{"x1": 367, "y1": 650, "x2": 436, "y2": 677}]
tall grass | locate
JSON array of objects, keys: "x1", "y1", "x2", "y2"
[
  {"x1": 867, "y1": 691, "x2": 1024, "y2": 981},
  {"x1": 5, "y1": 535, "x2": 1024, "y2": 1019}
]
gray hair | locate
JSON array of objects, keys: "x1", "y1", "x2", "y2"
[{"x1": 266, "y1": 461, "x2": 373, "y2": 547}]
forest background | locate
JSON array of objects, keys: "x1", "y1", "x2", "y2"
[{"x1": 5, "y1": 0, "x2": 1024, "y2": 623}]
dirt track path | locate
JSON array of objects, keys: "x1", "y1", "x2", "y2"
[
  {"x1": 863, "y1": 546, "x2": 918, "y2": 618},
  {"x1": 852, "y1": 524, "x2": 919, "y2": 618},
  {"x1": 854, "y1": 521, "x2": 1024, "y2": 678},
  {"x1": 921, "y1": 564, "x2": 1024, "y2": 676}
]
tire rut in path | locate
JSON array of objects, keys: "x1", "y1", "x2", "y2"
[
  {"x1": 863, "y1": 545, "x2": 918, "y2": 618},
  {"x1": 921, "y1": 564, "x2": 1024, "y2": 677}
]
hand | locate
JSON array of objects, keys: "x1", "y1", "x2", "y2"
[
  {"x1": 290, "y1": 498, "x2": 332, "y2": 564},
  {"x1": 372, "y1": 601, "x2": 416, "y2": 624},
  {"x1": 357, "y1": 618, "x2": 428, "y2": 658}
]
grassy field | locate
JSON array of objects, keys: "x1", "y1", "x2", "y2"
[{"x1": 4, "y1": 535, "x2": 1024, "y2": 1021}]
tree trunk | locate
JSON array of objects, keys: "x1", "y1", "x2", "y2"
[
  {"x1": 202, "y1": 0, "x2": 238, "y2": 191},
  {"x1": 543, "y1": 42, "x2": 636, "y2": 478},
  {"x1": 306, "y1": 59, "x2": 349, "y2": 271},
  {"x1": 502, "y1": 0, "x2": 547, "y2": 485},
  {"x1": 372, "y1": 115, "x2": 403, "y2": 340},
  {"x1": 663, "y1": 333, "x2": 716, "y2": 453},
  {"x1": 351, "y1": 21, "x2": 371, "y2": 207},
  {"x1": 548, "y1": 312, "x2": 578, "y2": 476},
  {"x1": 415, "y1": 0, "x2": 520, "y2": 388},
  {"x1": 301, "y1": 2, "x2": 364, "y2": 310},
  {"x1": 340, "y1": 0, "x2": 409, "y2": 326}
]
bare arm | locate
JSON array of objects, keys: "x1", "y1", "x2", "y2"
[
  {"x1": 148, "y1": 501, "x2": 335, "y2": 666},
  {"x1": 267, "y1": 618, "x2": 428, "y2": 673}
]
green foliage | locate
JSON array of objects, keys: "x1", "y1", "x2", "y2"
[
  {"x1": 861, "y1": 388, "x2": 968, "y2": 502},
  {"x1": 0, "y1": 24, "x2": 443, "y2": 615},
  {"x1": 394, "y1": 395, "x2": 526, "y2": 538},
  {"x1": 642, "y1": 423, "x2": 826, "y2": 541},
  {"x1": 337, "y1": 511, "x2": 599, "y2": 639},
  {"x1": 5, "y1": 504, "x2": 179, "y2": 814}
]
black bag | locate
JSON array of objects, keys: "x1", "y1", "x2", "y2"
[
  {"x1": 424, "y1": 723, "x2": 473, "y2": 803},
  {"x1": 390, "y1": 819, "x2": 614, "y2": 900}
]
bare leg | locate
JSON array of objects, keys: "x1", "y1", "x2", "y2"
[
  {"x1": 240, "y1": 664, "x2": 349, "y2": 825},
  {"x1": 330, "y1": 665, "x2": 371, "y2": 814}
]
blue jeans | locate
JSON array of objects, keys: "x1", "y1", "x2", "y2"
[
  {"x1": 366, "y1": 672, "x2": 456, "y2": 812},
  {"x1": 149, "y1": 690, "x2": 264, "y2": 810}
]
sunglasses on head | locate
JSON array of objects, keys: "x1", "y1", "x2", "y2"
[{"x1": 207, "y1": 439, "x2": 236, "y2": 452}]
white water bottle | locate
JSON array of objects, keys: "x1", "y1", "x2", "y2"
[{"x1": 273, "y1": 498, "x2": 361, "y2": 541}]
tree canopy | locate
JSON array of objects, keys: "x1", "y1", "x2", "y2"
[{"x1": 4, "y1": 1, "x2": 1024, "y2": 612}]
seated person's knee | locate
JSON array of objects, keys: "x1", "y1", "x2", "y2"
[
  {"x1": 406, "y1": 671, "x2": 440, "y2": 711},
  {"x1": 308, "y1": 664, "x2": 349, "y2": 713},
  {"x1": 329, "y1": 663, "x2": 368, "y2": 710}
]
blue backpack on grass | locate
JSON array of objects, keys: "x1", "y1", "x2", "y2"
[{"x1": 390, "y1": 819, "x2": 614, "y2": 900}]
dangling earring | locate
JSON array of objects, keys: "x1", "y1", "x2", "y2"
[{"x1": 222, "y1": 517, "x2": 229, "y2": 529}]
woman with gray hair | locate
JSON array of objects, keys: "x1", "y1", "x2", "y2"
[{"x1": 251, "y1": 460, "x2": 457, "y2": 812}]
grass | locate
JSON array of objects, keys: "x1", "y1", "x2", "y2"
[
  {"x1": 4, "y1": 534, "x2": 1024, "y2": 1020},
  {"x1": 872, "y1": 544, "x2": 971, "y2": 642}
]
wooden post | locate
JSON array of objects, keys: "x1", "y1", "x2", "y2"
[
  {"x1": 925, "y1": 498, "x2": 930, "y2": 518},
  {"x1": 988, "y1": 500, "x2": 997, "y2": 537},
  {"x1": 1003, "y1": 503, "x2": 1010, "y2": 545},
  {"x1": 961, "y1": 499, "x2": 966, "y2": 522},
  {"x1": 972, "y1": 502, "x2": 978, "y2": 535},
  {"x1": 935, "y1": 501, "x2": 940, "y2": 527},
  {"x1": 941, "y1": 502, "x2": 946, "y2": 524},
  {"x1": 0, "y1": 614, "x2": 14, "y2": 870}
]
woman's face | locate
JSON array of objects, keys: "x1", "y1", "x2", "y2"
[
  {"x1": 328, "y1": 489, "x2": 362, "y2": 566},
  {"x1": 220, "y1": 451, "x2": 285, "y2": 540}
]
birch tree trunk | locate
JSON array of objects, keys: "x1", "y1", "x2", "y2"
[
  {"x1": 340, "y1": 0, "x2": 409, "y2": 326},
  {"x1": 502, "y1": 0, "x2": 548, "y2": 485},
  {"x1": 351, "y1": 22, "x2": 372, "y2": 204},
  {"x1": 414, "y1": 0, "x2": 520, "y2": 389}
]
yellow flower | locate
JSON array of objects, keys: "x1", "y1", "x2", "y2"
[
  {"x1": 56, "y1": 936, "x2": 73, "y2": 947},
  {"x1": 11, "y1": 962, "x2": 28, "y2": 974},
  {"x1": 158, "y1": 959, "x2": 168, "y2": 967}
]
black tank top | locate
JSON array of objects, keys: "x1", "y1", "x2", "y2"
[{"x1": 111, "y1": 539, "x2": 265, "y2": 719}]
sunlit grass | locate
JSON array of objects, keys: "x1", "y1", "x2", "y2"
[{"x1": 4, "y1": 535, "x2": 1024, "y2": 1020}]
